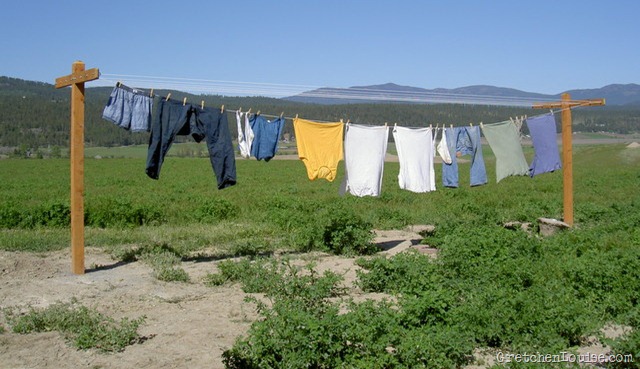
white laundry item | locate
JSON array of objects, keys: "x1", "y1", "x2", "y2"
[
  {"x1": 340, "y1": 123, "x2": 389, "y2": 197},
  {"x1": 244, "y1": 111, "x2": 254, "y2": 157},
  {"x1": 235, "y1": 111, "x2": 253, "y2": 158},
  {"x1": 437, "y1": 128, "x2": 452, "y2": 165},
  {"x1": 430, "y1": 128, "x2": 437, "y2": 192},
  {"x1": 392, "y1": 126, "x2": 435, "y2": 193}
]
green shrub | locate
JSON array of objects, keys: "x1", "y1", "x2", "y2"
[
  {"x1": 193, "y1": 198, "x2": 238, "y2": 223},
  {"x1": 5, "y1": 299, "x2": 145, "y2": 352},
  {"x1": 86, "y1": 198, "x2": 164, "y2": 228},
  {"x1": 322, "y1": 206, "x2": 376, "y2": 256},
  {"x1": 0, "y1": 205, "x2": 22, "y2": 228}
]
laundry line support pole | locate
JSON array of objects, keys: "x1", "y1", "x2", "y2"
[
  {"x1": 55, "y1": 61, "x2": 100, "y2": 275},
  {"x1": 532, "y1": 94, "x2": 605, "y2": 227}
]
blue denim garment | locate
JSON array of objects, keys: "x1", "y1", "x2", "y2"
[
  {"x1": 526, "y1": 113, "x2": 562, "y2": 177},
  {"x1": 145, "y1": 99, "x2": 236, "y2": 189},
  {"x1": 249, "y1": 115, "x2": 285, "y2": 161},
  {"x1": 192, "y1": 107, "x2": 237, "y2": 189},
  {"x1": 145, "y1": 98, "x2": 192, "y2": 180},
  {"x1": 442, "y1": 126, "x2": 487, "y2": 187},
  {"x1": 102, "y1": 85, "x2": 152, "y2": 132}
]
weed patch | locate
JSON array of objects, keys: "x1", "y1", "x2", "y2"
[{"x1": 4, "y1": 299, "x2": 145, "y2": 352}]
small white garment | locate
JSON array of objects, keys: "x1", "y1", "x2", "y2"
[
  {"x1": 235, "y1": 111, "x2": 253, "y2": 158},
  {"x1": 392, "y1": 126, "x2": 435, "y2": 193},
  {"x1": 340, "y1": 123, "x2": 389, "y2": 197},
  {"x1": 437, "y1": 127, "x2": 452, "y2": 164}
]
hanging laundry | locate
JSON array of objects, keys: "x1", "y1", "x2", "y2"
[
  {"x1": 526, "y1": 113, "x2": 562, "y2": 177},
  {"x1": 235, "y1": 111, "x2": 253, "y2": 158},
  {"x1": 102, "y1": 83, "x2": 152, "y2": 132},
  {"x1": 145, "y1": 98, "x2": 236, "y2": 189},
  {"x1": 293, "y1": 117, "x2": 344, "y2": 182},
  {"x1": 437, "y1": 127, "x2": 452, "y2": 164},
  {"x1": 392, "y1": 126, "x2": 435, "y2": 193},
  {"x1": 340, "y1": 123, "x2": 389, "y2": 197},
  {"x1": 481, "y1": 120, "x2": 529, "y2": 182},
  {"x1": 249, "y1": 115, "x2": 285, "y2": 161},
  {"x1": 442, "y1": 126, "x2": 487, "y2": 187}
]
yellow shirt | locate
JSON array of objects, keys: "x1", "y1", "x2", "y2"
[{"x1": 293, "y1": 118, "x2": 344, "y2": 181}]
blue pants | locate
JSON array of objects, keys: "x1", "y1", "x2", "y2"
[
  {"x1": 442, "y1": 126, "x2": 487, "y2": 187},
  {"x1": 145, "y1": 99, "x2": 236, "y2": 189}
]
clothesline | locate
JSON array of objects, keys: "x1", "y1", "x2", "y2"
[
  {"x1": 102, "y1": 78, "x2": 589, "y2": 130},
  {"x1": 99, "y1": 72, "x2": 566, "y2": 107}
]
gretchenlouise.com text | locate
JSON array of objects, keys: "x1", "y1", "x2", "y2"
[{"x1": 495, "y1": 351, "x2": 633, "y2": 365}]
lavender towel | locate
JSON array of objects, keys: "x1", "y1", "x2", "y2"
[{"x1": 526, "y1": 113, "x2": 562, "y2": 177}]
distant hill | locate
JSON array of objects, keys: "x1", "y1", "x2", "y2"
[
  {"x1": 286, "y1": 82, "x2": 640, "y2": 106},
  {"x1": 1, "y1": 76, "x2": 639, "y2": 151}
]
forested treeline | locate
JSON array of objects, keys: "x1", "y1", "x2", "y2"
[{"x1": 1, "y1": 76, "x2": 638, "y2": 151}]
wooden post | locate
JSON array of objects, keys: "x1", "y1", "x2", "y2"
[
  {"x1": 532, "y1": 96, "x2": 605, "y2": 227},
  {"x1": 55, "y1": 61, "x2": 100, "y2": 275},
  {"x1": 560, "y1": 93, "x2": 574, "y2": 225}
]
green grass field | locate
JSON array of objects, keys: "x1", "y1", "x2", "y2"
[{"x1": 2, "y1": 143, "x2": 640, "y2": 368}]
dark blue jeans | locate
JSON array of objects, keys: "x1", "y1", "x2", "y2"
[{"x1": 146, "y1": 99, "x2": 236, "y2": 189}]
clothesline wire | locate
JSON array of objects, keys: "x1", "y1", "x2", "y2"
[
  {"x1": 100, "y1": 73, "x2": 564, "y2": 106},
  {"x1": 100, "y1": 76, "x2": 591, "y2": 129}
]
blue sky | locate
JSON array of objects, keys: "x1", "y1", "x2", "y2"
[{"x1": 1, "y1": 0, "x2": 639, "y2": 96}]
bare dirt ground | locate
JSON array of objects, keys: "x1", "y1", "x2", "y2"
[
  {"x1": 0, "y1": 229, "x2": 428, "y2": 369},
  {"x1": 0, "y1": 228, "x2": 629, "y2": 369}
]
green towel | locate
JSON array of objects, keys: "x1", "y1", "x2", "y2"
[{"x1": 481, "y1": 121, "x2": 529, "y2": 182}]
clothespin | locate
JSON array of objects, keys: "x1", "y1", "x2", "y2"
[
  {"x1": 450, "y1": 124, "x2": 453, "y2": 129},
  {"x1": 201, "y1": 100, "x2": 205, "y2": 109},
  {"x1": 346, "y1": 119, "x2": 351, "y2": 124},
  {"x1": 256, "y1": 110, "x2": 260, "y2": 116},
  {"x1": 166, "y1": 93, "x2": 171, "y2": 101},
  {"x1": 469, "y1": 122, "x2": 473, "y2": 127},
  {"x1": 480, "y1": 122, "x2": 484, "y2": 128},
  {"x1": 116, "y1": 81, "x2": 122, "y2": 88},
  {"x1": 150, "y1": 88, "x2": 154, "y2": 97},
  {"x1": 429, "y1": 124, "x2": 433, "y2": 130},
  {"x1": 340, "y1": 119, "x2": 344, "y2": 124},
  {"x1": 280, "y1": 112, "x2": 284, "y2": 119},
  {"x1": 384, "y1": 122, "x2": 387, "y2": 127},
  {"x1": 238, "y1": 107, "x2": 242, "y2": 114},
  {"x1": 295, "y1": 114, "x2": 298, "y2": 119},
  {"x1": 247, "y1": 108, "x2": 252, "y2": 115},
  {"x1": 221, "y1": 105, "x2": 225, "y2": 113},
  {"x1": 183, "y1": 97, "x2": 187, "y2": 106}
]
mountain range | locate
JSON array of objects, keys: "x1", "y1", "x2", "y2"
[{"x1": 285, "y1": 82, "x2": 640, "y2": 106}]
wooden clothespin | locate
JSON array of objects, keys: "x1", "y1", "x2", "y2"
[
  {"x1": 280, "y1": 112, "x2": 284, "y2": 119},
  {"x1": 116, "y1": 81, "x2": 122, "y2": 88},
  {"x1": 346, "y1": 119, "x2": 351, "y2": 124},
  {"x1": 469, "y1": 122, "x2": 473, "y2": 127},
  {"x1": 247, "y1": 108, "x2": 252, "y2": 115},
  {"x1": 183, "y1": 97, "x2": 187, "y2": 106},
  {"x1": 429, "y1": 124, "x2": 433, "y2": 130},
  {"x1": 238, "y1": 107, "x2": 242, "y2": 114},
  {"x1": 450, "y1": 124, "x2": 453, "y2": 129},
  {"x1": 480, "y1": 122, "x2": 484, "y2": 128},
  {"x1": 166, "y1": 93, "x2": 171, "y2": 101},
  {"x1": 201, "y1": 100, "x2": 205, "y2": 109},
  {"x1": 150, "y1": 88, "x2": 154, "y2": 97},
  {"x1": 256, "y1": 110, "x2": 260, "y2": 116},
  {"x1": 221, "y1": 105, "x2": 225, "y2": 113},
  {"x1": 384, "y1": 122, "x2": 387, "y2": 127},
  {"x1": 295, "y1": 114, "x2": 298, "y2": 119},
  {"x1": 340, "y1": 119, "x2": 344, "y2": 124}
]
